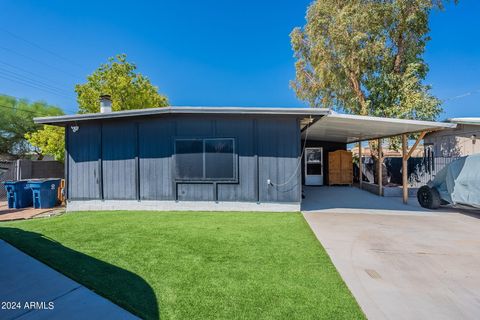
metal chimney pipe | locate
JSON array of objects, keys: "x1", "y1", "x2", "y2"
[{"x1": 99, "y1": 95, "x2": 112, "y2": 113}]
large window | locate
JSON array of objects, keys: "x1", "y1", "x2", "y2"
[{"x1": 175, "y1": 138, "x2": 236, "y2": 181}]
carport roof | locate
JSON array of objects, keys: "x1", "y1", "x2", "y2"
[{"x1": 303, "y1": 113, "x2": 457, "y2": 143}]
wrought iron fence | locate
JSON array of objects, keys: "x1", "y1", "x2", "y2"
[
  {"x1": 406, "y1": 156, "x2": 459, "y2": 187},
  {"x1": 359, "y1": 156, "x2": 459, "y2": 188}
]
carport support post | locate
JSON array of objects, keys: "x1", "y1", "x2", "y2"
[
  {"x1": 402, "y1": 134, "x2": 408, "y2": 204},
  {"x1": 377, "y1": 138, "x2": 383, "y2": 196},
  {"x1": 358, "y1": 141, "x2": 363, "y2": 189}
]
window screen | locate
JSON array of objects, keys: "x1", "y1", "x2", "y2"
[
  {"x1": 175, "y1": 138, "x2": 236, "y2": 181},
  {"x1": 175, "y1": 139, "x2": 203, "y2": 179},
  {"x1": 205, "y1": 139, "x2": 235, "y2": 179}
]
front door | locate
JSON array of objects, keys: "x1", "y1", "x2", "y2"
[{"x1": 305, "y1": 147, "x2": 323, "y2": 185}]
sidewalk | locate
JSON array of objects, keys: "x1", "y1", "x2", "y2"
[
  {"x1": 0, "y1": 202, "x2": 56, "y2": 222},
  {"x1": 0, "y1": 240, "x2": 138, "y2": 320}
]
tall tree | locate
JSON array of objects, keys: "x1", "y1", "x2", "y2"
[
  {"x1": 25, "y1": 54, "x2": 170, "y2": 161},
  {"x1": 75, "y1": 54, "x2": 169, "y2": 113},
  {"x1": 0, "y1": 94, "x2": 62, "y2": 159},
  {"x1": 290, "y1": 0, "x2": 456, "y2": 122}
]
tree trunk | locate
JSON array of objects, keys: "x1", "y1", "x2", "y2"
[
  {"x1": 348, "y1": 72, "x2": 368, "y2": 115},
  {"x1": 393, "y1": 32, "x2": 404, "y2": 74}
]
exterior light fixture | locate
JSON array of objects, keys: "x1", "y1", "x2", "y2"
[{"x1": 71, "y1": 125, "x2": 79, "y2": 133}]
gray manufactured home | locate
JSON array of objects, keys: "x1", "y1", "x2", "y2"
[{"x1": 35, "y1": 100, "x2": 454, "y2": 212}]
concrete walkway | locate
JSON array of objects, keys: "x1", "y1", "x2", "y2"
[
  {"x1": 303, "y1": 187, "x2": 480, "y2": 320},
  {"x1": 0, "y1": 202, "x2": 57, "y2": 222},
  {"x1": 0, "y1": 240, "x2": 138, "y2": 320}
]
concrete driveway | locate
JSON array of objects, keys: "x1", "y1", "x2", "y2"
[{"x1": 302, "y1": 187, "x2": 480, "y2": 320}]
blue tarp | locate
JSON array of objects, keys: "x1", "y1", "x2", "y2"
[{"x1": 429, "y1": 153, "x2": 480, "y2": 208}]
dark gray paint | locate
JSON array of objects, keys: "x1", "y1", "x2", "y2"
[
  {"x1": 67, "y1": 123, "x2": 101, "y2": 200},
  {"x1": 258, "y1": 118, "x2": 301, "y2": 203},
  {"x1": 102, "y1": 121, "x2": 137, "y2": 200},
  {"x1": 138, "y1": 119, "x2": 175, "y2": 200},
  {"x1": 215, "y1": 119, "x2": 256, "y2": 201},
  {"x1": 177, "y1": 183, "x2": 215, "y2": 201},
  {"x1": 67, "y1": 115, "x2": 301, "y2": 203}
]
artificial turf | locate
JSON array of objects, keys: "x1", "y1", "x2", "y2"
[{"x1": 0, "y1": 211, "x2": 364, "y2": 319}]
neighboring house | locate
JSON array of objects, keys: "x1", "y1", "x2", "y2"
[
  {"x1": 424, "y1": 118, "x2": 480, "y2": 157},
  {"x1": 350, "y1": 145, "x2": 424, "y2": 158},
  {"x1": 34, "y1": 96, "x2": 454, "y2": 212}
]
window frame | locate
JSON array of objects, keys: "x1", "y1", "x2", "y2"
[{"x1": 174, "y1": 137, "x2": 238, "y2": 183}]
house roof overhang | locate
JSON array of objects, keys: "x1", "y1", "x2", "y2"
[
  {"x1": 34, "y1": 106, "x2": 456, "y2": 143},
  {"x1": 447, "y1": 117, "x2": 480, "y2": 125},
  {"x1": 34, "y1": 106, "x2": 330, "y2": 125}
]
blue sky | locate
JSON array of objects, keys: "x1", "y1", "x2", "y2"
[{"x1": 0, "y1": 0, "x2": 478, "y2": 119}]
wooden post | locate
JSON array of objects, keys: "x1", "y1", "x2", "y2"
[
  {"x1": 377, "y1": 138, "x2": 383, "y2": 196},
  {"x1": 405, "y1": 131, "x2": 428, "y2": 160},
  {"x1": 402, "y1": 134, "x2": 408, "y2": 204},
  {"x1": 358, "y1": 141, "x2": 363, "y2": 189}
]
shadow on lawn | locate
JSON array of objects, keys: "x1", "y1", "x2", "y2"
[{"x1": 0, "y1": 227, "x2": 159, "y2": 320}]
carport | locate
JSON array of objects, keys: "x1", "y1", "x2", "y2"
[{"x1": 301, "y1": 112, "x2": 456, "y2": 203}]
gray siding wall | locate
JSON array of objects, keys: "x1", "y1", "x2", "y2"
[
  {"x1": 67, "y1": 115, "x2": 301, "y2": 203},
  {"x1": 216, "y1": 119, "x2": 256, "y2": 201},
  {"x1": 258, "y1": 119, "x2": 301, "y2": 202},
  {"x1": 102, "y1": 121, "x2": 137, "y2": 200},
  {"x1": 138, "y1": 119, "x2": 175, "y2": 200},
  {"x1": 67, "y1": 123, "x2": 101, "y2": 199}
]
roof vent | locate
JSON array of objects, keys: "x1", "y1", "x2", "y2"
[{"x1": 99, "y1": 95, "x2": 112, "y2": 113}]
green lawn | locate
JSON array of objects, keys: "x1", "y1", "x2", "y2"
[{"x1": 0, "y1": 211, "x2": 364, "y2": 320}]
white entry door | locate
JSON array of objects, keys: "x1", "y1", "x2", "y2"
[{"x1": 305, "y1": 147, "x2": 323, "y2": 186}]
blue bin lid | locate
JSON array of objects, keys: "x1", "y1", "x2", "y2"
[
  {"x1": 27, "y1": 178, "x2": 61, "y2": 184},
  {"x1": 3, "y1": 180, "x2": 29, "y2": 185}
]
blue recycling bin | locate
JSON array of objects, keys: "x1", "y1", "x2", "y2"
[
  {"x1": 26, "y1": 179, "x2": 61, "y2": 209},
  {"x1": 3, "y1": 180, "x2": 33, "y2": 209}
]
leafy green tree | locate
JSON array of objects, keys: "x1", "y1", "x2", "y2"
[
  {"x1": 0, "y1": 94, "x2": 62, "y2": 158},
  {"x1": 25, "y1": 125, "x2": 65, "y2": 161},
  {"x1": 23, "y1": 53, "x2": 169, "y2": 161},
  {"x1": 290, "y1": 0, "x2": 456, "y2": 121},
  {"x1": 75, "y1": 54, "x2": 169, "y2": 113}
]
